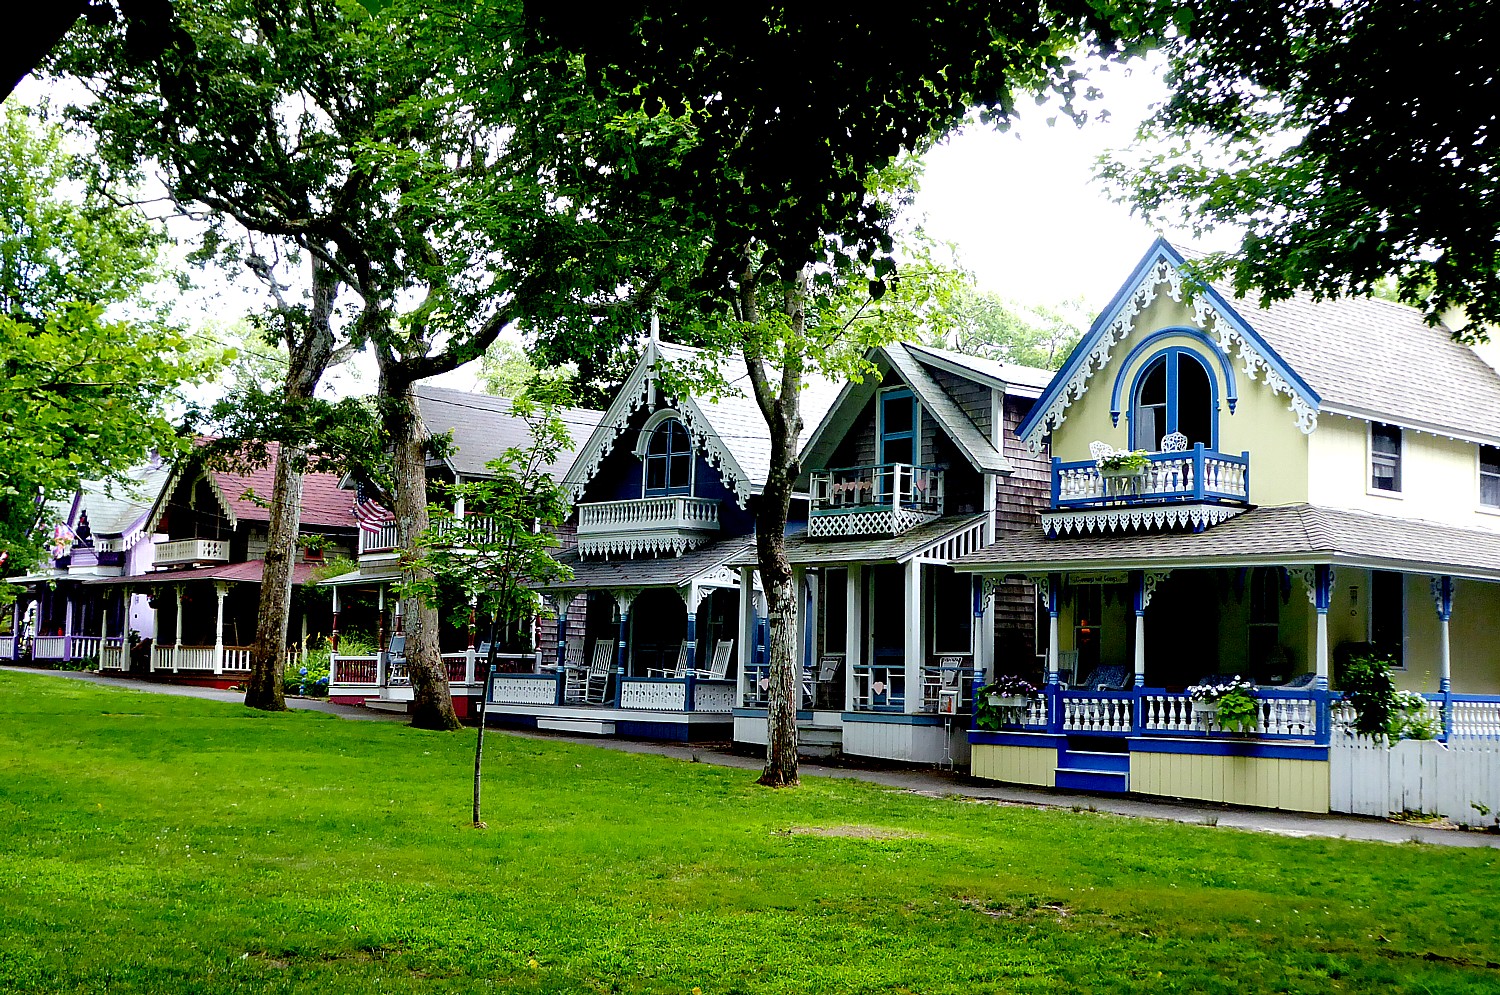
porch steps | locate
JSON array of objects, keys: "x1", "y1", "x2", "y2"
[
  {"x1": 1054, "y1": 747, "x2": 1130, "y2": 794},
  {"x1": 364, "y1": 697, "x2": 409, "y2": 714},
  {"x1": 537, "y1": 717, "x2": 616, "y2": 736}
]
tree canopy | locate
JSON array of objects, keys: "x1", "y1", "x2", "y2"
[{"x1": 1101, "y1": 0, "x2": 1500, "y2": 330}]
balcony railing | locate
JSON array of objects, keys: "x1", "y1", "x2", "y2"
[
  {"x1": 1052, "y1": 446, "x2": 1249, "y2": 511},
  {"x1": 153, "y1": 538, "x2": 230, "y2": 567},
  {"x1": 807, "y1": 464, "x2": 943, "y2": 538},
  {"x1": 358, "y1": 523, "x2": 401, "y2": 555},
  {"x1": 576, "y1": 496, "x2": 720, "y2": 557}
]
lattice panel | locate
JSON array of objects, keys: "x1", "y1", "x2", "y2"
[
  {"x1": 490, "y1": 677, "x2": 559, "y2": 705},
  {"x1": 620, "y1": 680, "x2": 689, "y2": 711},
  {"x1": 692, "y1": 681, "x2": 735, "y2": 713}
]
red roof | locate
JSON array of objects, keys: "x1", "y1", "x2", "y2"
[
  {"x1": 205, "y1": 442, "x2": 356, "y2": 531},
  {"x1": 85, "y1": 560, "x2": 321, "y2": 586}
]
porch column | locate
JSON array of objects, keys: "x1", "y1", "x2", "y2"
[
  {"x1": 62, "y1": 591, "x2": 74, "y2": 661},
  {"x1": 844, "y1": 565, "x2": 862, "y2": 712},
  {"x1": 1132, "y1": 571, "x2": 1146, "y2": 688},
  {"x1": 682, "y1": 585, "x2": 700, "y2": 673},
  {"x1": 551, "y1": 595, "x2": 568, "y2": 670},
  {"x1": 300, "y1": 611, "x2": 309, "y2": 665},
  {"x1": 330, "y1": 584, "x2": 341, "y2": 652},
  {"x1": 99, "y1": 594, "x2": 109, "y2": 667},
  {"x1": 1313, "y1": 565, "x2": 1334, "y2": 689},
  {"x1": 214, "y1": 582, "x2": 228, "y2": 674},
  {"x1": 374, "y1": 583, "x2": 384, "y2": 656},
  {"x1": 737, "y1": 566, "x2": 755, "y2": 707},
  {"x1": 974, "y1": 576, "x2": 996, "y2": 688},
  {"x1": 612, "y1": 590, "x2": 635, "y2": 707},
  {"x1": 173, "y1": 584, "x2": 184, "y2": 674},
  {"x1": 465, "y1": 596, "x2": 477, "y2": 685},
  {"x1": 791, "y1": 566, "x2": 807, "y2": 701},
  {"x1": 1433, "y1": 576, "x2": 1454, "y2": 740},
  {"x1": 9, "y1": 598, "x2": 19, "y2": 660},
  {"x1": 1045, "y1": 574, "x2": 1061, "y2": 686},
  {"x1": 904, "y1": 558, "x2": 922, "y2": 714}
]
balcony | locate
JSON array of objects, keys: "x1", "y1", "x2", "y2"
[
  {"x1": 1045, "y1": 445, "x2": 1250, "y2": 536},
  {"x1": 576, "y1": 496, "x2": 721, "y2": 558},
  {"x1": 153, "y1": 537, "x2": 230, "y2": 568},
  {"x1": 358, "y1": 522, "x2": 401, "y2": 556},
  {"x1": 807, "y1": 464, "x2": 944, "y2": 539}
]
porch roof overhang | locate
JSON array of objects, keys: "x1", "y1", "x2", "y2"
[
  {"x1": 535, "y1": 536, "x2": 754, "y2": 593},
  {"x1": 727, "y1": 513, "x2": 989, "y2": 568},
  {"x1": 950, "y1": 503, "x2": 1500, "y2": 584},
  {"x1": 5, "y1": 570, "x2": 66, "y2": 585},
  {"x1": 84, "y1": 561, "x2": 320, "y2": 586}
]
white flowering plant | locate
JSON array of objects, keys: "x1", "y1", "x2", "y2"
[{"x1": 1186, "y1": 676, "x2": 1256, "y2": 703}]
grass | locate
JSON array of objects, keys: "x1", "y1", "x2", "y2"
[{"x1": 1, "y1": 671, "x2": 1498, "y2": 994}]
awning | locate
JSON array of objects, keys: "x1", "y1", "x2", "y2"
[{"x1": 951, "y1": 503, "x2": 1500, "y2": 583}]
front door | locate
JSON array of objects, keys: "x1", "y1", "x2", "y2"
[{"x1": 869, "y1": 564, "x2": 904, "y2": 708}]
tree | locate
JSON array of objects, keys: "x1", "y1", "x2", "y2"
[
  {"x1": 419, "y1": 380, "x2": 575, "y2": 825},
  {"x1": 530, "y1": 4, "x2": 1163, "y2": 785},
  {"x1": 2, "y1": 0, "x2": 180, "y2": 104},
  {"x1": 54, "y1": 0, "x2": 694, "y2": 729},
  {"x1": 940, "y1": 288, "x2": 1088, "y2": 370},
  {"x1": 0, "y1": 107, "x2": 211, "y2": 571},
  {"x1": 1099, "y1": 0, "x2": 1500, "y2": 330}
]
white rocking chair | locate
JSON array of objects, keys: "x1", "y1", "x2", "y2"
[
  {"x1": 648, "y1": 642, "x2": 691, "y2": 679},
  {"x1": 566, "y1": 640, "x2": 615, "y2": 703},
  {"x1": 689, "y1": 639, "x2": 733, "y2": 680}
]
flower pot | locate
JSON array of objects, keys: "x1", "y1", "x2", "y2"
[
  {"x1": 1100, "y1": 466, "x2": 1145, "y2": 498},
  {"x1": 988, "y1": 694, "x2": 1029, "y2": 708},
  {"x1": 1191, "y1": 700, "x2": 1218, "y2": 718}
]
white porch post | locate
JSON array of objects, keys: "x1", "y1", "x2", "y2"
[
  {"x1": 844, "y1": 565, "x2": 862, "y2": 712},
  {"x1": 1433, "y1": 576, "x2": 1454, "y2": 693},
  {"x1": 99, "y1": 596, "x2": 109, "y2": 667},
  {"x1": 173, "y1": 584, "x2": 184, "y2": 674},
  {"x1": 213, "y1": 582, "x2": 227, "y2": 674},
  {"x1": 465, "y1": 595, "x2": 477, "y2": 685},
  {"x1": 1313, "y1": 565, "x2": 1333, "y2": 689},
  {"x1": 904, "y1": 558, "x2": 922, "y2": 714},
  {"x1": 975, "y1": 577, "x2": 996, "y2": 686},
  {"x1": 1045, "y1": 574, "x2": 1061, "y2": 686},
  {"x1": 1132, "y1": 571, "x2": 1146, "y2": 688},
  {"x1": 791, "y1": 566, "x2": 807, "y2": 682},
  {"x1": 737, "y1": 566, "x2": 755, "y2": 707},
  {"x1": 300, "y1": 612, "x2": 309, "y2": 665}
]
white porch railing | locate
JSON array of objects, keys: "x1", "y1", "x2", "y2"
[
  {"x1": 33, "y1": 636, "x2": 67, "y2": 660},
  {"x1": 1053, "y1": 447, "x2": 1250, "y2": 509},
  {"x1": 70, "y1": 636, "x2": 101, "y2": 660},
  {"x1": 0, "y1": 635, "x2": 14, "y2": 659},
  {"x1": 153, "y1": 538, "x2": 230, "y2": 567},
  {"x1": 99, "y1": 638, "x2": 127, "y2": 670},
  {"x1": 577, "y1": 496, "x2": 720, "y2": 533},
  {"x1": 1061, "y1": 693, "x2": 1134, "y2": 735},
  {"x1": 850, "y1": 662, "x2": 907, "y2": 711},
  {"x1": 358, "y1": 523, "x2": 401, "y2": 555},
  {"x1": 329, "y1": 654, "x2": 379, "y2": 686}
]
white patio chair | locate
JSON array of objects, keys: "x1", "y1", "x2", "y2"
[
  {"x1": 648, "y1": 642, "x2": 691, "y2": 678},
  {"x1": 689, "y1": 639, "x2": 733, "y2": 680},
  {"x1": 1160, "y1": 431, "x2": 1189, "y2": 453},
  {"x1": 924, "y1": 655, "x2": 963, "y2": 710}
]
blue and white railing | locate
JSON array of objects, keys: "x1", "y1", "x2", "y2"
[{"x1": 1052, "y1": 445, "x2": 1250, "y2": 510}]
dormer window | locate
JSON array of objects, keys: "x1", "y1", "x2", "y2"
[
  {"x1": 1130, "y1": 349, "x2": 1214, "y2": 451},
  {"x1": 1371, "y1": 422, "x2": 1402, "y2": 493},
  {"x1": 1481, "y1": 445, "x2": 1500, "y2": 508},
  {"x1": 644, "y1": 418, "x2": 693, "y2": 496}
]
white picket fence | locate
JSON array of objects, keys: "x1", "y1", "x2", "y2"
[{"x1": 1330, "y1": 735, "x2": 1500, "y2": 827}]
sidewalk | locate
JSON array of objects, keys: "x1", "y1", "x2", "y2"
[{"x1": 12, "y1": 666, "x2": 1499, "y2": 849}]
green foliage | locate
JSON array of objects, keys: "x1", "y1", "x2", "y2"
[
  {"x1": 1390, "y1": 689, "x2": 1441, "y2": 741},
  {"x1": 1097, "y1": 450, "x2": 1151, "y2": 473},
  {"x1": 1100, "y1": 0, "x2": 1500, "y2": 330},
  {"x1": 941, "y1": 289, "x2": 1088, "y2": 370},
  {"x1": 1215, "y1": 686, "x2": 1260, "y2": 734},
  {"x1": 973, "y1": 677, "x2": 1038, "y2": 731},
  {"x1": 5, "y1": 670, "x2": 1500, "y2": 993},
  {"x1": 1338, "y1": 652, "x2": 1400, "y2": 740}
]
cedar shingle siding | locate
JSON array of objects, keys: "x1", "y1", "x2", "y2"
[
  {"x1": 993, "y1": 395, "x2": 1051, "y2": 677},
  {"x1": 924, "y1": 363, "x2": 993, "y2": 440}
]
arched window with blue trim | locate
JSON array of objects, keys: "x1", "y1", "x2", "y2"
[
  {"x1": 644, "y1": 418, "x2": 693, "y2": 495},
  {"x1": 1130, "y1": 348, "x2": 1216, "y2": 451}
]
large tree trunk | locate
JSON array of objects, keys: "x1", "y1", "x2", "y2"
[
  {"x1": 388, "y1": 379, "x2": 461, "y2": 730},
  {"x1": 243, "y1": 255, "x2": 338, "y2": 711},
  {"x1": 755, "y1": 273, "x2": 808, "y2": 787},
  {"x1": 242, "y1": 448, "x2": 304, "y2": 710}
]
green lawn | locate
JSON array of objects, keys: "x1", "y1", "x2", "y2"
[{"x1": 1, "y1": 672, "x2": 1497, "y2": 994}]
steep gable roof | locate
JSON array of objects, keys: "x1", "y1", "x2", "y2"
[
  {"x1": 413, "y1": 384, "x2": 603, "y2": 481},
  {"x1": 146, "y1": 441, "x2": 357, "y2": 534},
  {"x1": 563, "y1": 339, "x2": 841, "y2": 502},
  {"x1": 903, "y1": 342, "x2": 1054, "y2": 397}
]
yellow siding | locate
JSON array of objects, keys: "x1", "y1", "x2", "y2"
[
  {"x1": 1050, "y1": 295, "x2": 1310, "y2": 506},
  {"x1": 1131, "y1": 752, "x2": 1329, "y2": 812},
  {"x1": 971, "y1": 744, "x2": 1056, "y2": 787},
  {"x1": 1308, "y1": 414, "x2": 1500, "y2": 532}
]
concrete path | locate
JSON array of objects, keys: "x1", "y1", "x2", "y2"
[{"x1": 11, "y1": 666, "x2": 1499, "y2": 850}]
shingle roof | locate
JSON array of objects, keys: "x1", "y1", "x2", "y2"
[
  {"x1": 903, "y1": 341, "x2": 1055, "y2": 394},
  {"x1": 951, "y1": 504, "x2": 1500, "y2": 581},
  {"x1": 75, "y1": 460, "x2": 173, "y2": 537},
  {"x1": 726, "y1": 514, "x2": 990, "y2": 567},
  {"x1": 205, "y1": 443, "x2": 354, "y2": 530},
  {"x1": 414, "y1": 384, "x2": 603, "y2": 481},
  {"x1": 538, "y1": 536, "x2": 754, "y2": 591},
  {"x1": 85, "y1": 560, "x2": 320, "y2": 586},
  {"x1": 883, "y1": 343, "x2": 1010, "y2": 473},
  {"x1": 1221, "y1": 287, "x2": 1500, "y2": 441},
  {"x1": 654, "y1": 341, "x2": 842, "y2": 488}
]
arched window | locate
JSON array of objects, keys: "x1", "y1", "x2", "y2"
[
  {"x1": 644, "y1": 418, "x2": 693, "y2": 495},
  {"x1": 1130, "y1": 349, "x2": 1216, "y2": 451}
]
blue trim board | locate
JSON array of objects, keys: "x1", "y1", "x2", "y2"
[
  {"x1": 841, "y1": 712, "x2": 947, "y2": 726},
  {"x1": 969, "y1": 731, "x2": 1066, "y2": 748},
  {"x1": 1128, "y1": 737, "x2": 1328, "y2": 761},
  {"x1": 1016, "y1": 237, "x2": 1319, "y2": 443}
]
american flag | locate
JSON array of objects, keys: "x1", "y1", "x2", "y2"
[{"x1": 352, "y1": 483, "x2": 396, "y2": 534}]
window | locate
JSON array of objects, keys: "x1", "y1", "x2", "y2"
[
  {"x1": 643, "y1": 418, "x2": 692, "y2": 495},
  {"x1": 1073, "y1": 584, "x2": 1103, "y2": 674},
  {"x1": 879, "y1": 388, "x2": 916, "y2": 465},
  {"x1": 1370, "y1": 570, "x2": 1405, "y2": 667},
  {"x1": 1370, "y1": 422, "x2": 1402, "y2": 492},
  {"x1": 1130, "y1": 350, "x2": 1215, "y2": 451},
  {"x1": 820, "y1": 568, "x2": 847, "y2": 656},
  {"x1": 1248, "y1": 567, "x2": 1282, "y2": 676},
  {"x1": 930, "y1": 568, "x2": 973, "y2": 655},
  {"x1": 1482, "y1": 445, "x2": 1500, "y2": 508}
]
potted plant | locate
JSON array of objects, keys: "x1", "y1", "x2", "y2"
[
  {"x1": 974, "y1": 675, "x2": 1039, "y2": 731},
  {"x1": 1095, "y1": 449, "x2": 1151, "y2": 477},
  {"x1": 1186, "y1": 676, "x2": 1259, "y2": 733}
]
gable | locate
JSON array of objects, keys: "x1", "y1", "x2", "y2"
[{"x1": 1017, "y1": 239, "x2": 1320, "y2": 452}]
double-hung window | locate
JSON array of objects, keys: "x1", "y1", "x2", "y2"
[
  {"x1": 1481, "y1": 445, "x2": 1500, "y2": 508},
  {"x1": 644, "y1": 418, "x2": 692, "y2": 496},
  {"x1": 1370, "y1": 422, "x2": 1402, "y2": 493}
]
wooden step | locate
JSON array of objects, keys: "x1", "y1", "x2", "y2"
[{"x1": 1054, "y1": 767, "x2": 1129, "y2": 793}]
